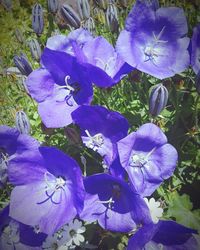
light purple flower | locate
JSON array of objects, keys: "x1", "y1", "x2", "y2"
[
  {"x1": 26, "y1": 48, "x2": 93, "y2": 128},
  {"x1": 191, "y1": 23, "x2": 200, "y2": 74},
  {"x1": 72, "y1": 105, "x2": 129, "y2": 166},
  {"x1": 117, "y1": 123, "x2": 178, "y2": 196},
  {"x1": 127, "y1": 220, "x2": 198, "y2": 250},
  {"x1": 0, "y1": 125, "x2": 39, "y2": 187},
  {"x1": 80, "y1": 173, "x2": 151, "y2": 232},
  {"x1": 8, "y1": 146, "x2": 85, "y2": 234},
  {"x1": 116, "y1": 0, "x2": 190, "y2": 79}
]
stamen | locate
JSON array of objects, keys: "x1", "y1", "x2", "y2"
[
  {"x1": 130, "y1": 147, "x2": 156, "y2": 168},
  {"x1": 97, "y1": 197, "x2": 114, "y2": 209},
  {"x1": 84, "y1": 130, "x2": 104, "y2": 150},
  {"x1": 95, "y1": 56, "x2": 116, "y2": 71}
]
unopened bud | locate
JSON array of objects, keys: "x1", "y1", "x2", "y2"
[
  {"x1": 64, "y1": 127, "x2": 81, "y2": 145},
  {"x1": 106, "y1": 3, "x2": 119, "y2": 33},
  {"x1": 28, "y1": 38, "x2": 41, "y2": 61},
  {"x1": 77, "y1": 0, "x2": 90, "y2": 20},
  {"x1": 13, "y1": 53, "x2": 33, "y2": 76},
  {"x1": 149, "y1": 83, "x2": 168, "y2": 117},
  {"x1": 47, "y1": 0, "x2": 58, "y2": 14},
  {"x1": 93, "y1": 7, "x2": 106, "y2": 24},
  {"x1": 15, "y1": 28, "x2": 24, "y2": 43},
  {"x1": 95, "y1": 0, "x2": 108, "y2": 10},
  {"x1": 61, "y1": 4, "x2": 81, "y2": 29},
  {"x1": 195, "y1": 72, "x2": 200, "y2": 94},
  {"x1": 82, "y1": 17, "x2": 95, "y2": 35},
  {"x1": 15, "y1": 110, "x2": 31, "y2": 134},
  {"x1": 32, "y1": 3, "x2": 44, "y2": 35}
]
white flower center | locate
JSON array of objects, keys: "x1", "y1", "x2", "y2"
[
  {"x1": 129, "y1": 147, "x2": 156, "y2": 168},
  {"x1": 85, "y1": 130, "x2": 104, "y2": 151},
  {"x1": 144, "y1": 26, "x2": 168, "y2": 64},
  {"x1": 2, "y1": 221, "x2": 20, "y2": 246}
]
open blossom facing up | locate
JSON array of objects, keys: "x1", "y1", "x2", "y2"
[
  {"x1": 0, "y1": 125, "x2": 39, "y2": 187},
  {"x1": 117, "y1": 123, "x2": 178, "y2": 197},
  {"x1": 144, "y1": 197, "x2": 163, "y2": 224},
  {"x1": 72, "y1": 105, "x2": 129, "y2": 166},
  {"x1": 127, "y1": 220, "x2": 198, "y2": 250},
  {"x1": 80, "y1": 174, "x2": 151, "y2": 232},
  {"x1": 8, "y1": 147, "x2": 85, "y2": 234},
  {"x1": 116, "y1": 0, "x2": 190, "y2": 79},
  {"x1": 191, "y1": 23, "x2": 200, "y2": 75}
]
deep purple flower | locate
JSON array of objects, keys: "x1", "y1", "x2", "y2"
[
  {"x1": 116, "y1": 0, "x2": 190, "y2": 79},
  {"x1": 191, "y1": 24, "x2": 200, "y2": 74},
  {"x1": 0, "y1": 125, "x2": 39, "y2": 187},
  {"x1": 0, "y1": 206, "x2": 47, "y2": 250},
  {"x1": 8, "y1": 146, "x2": 85, "y2": 234},
  {"x1": 117, "y1": 123, "x2": 178, "y2": 196},
  {"x1": 72, "y1": 105, "x2": 129, "y2": 165},
  {"x1": 127, "y1": 220, "x2": 198, "y2": 250},
  {"x1": 80, "y1": 173, "x2": 151, "y2": 232},
  {"x1": 26, "y1": 47, "x2": 93, "y2": 128}
]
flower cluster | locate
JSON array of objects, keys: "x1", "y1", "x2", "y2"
[{"x1": 1, "y1": 0, "x2": 200, "y2": 249}]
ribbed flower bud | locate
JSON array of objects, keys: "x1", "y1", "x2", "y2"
[
  {"x1": 15, "y1": 28, "x2": 24, "y2": 43},
  {"x1": 106, "y1": 3, "x2": 119, "y2": 33},
  {"x1": 95, "y1": 0, "x2": 108, "y2": 10},
  {"x1": 61, "y1": 4, "x2": 81, "y2": 29},
  {"x1": 15, "y1": 110, "x2": 31, "y2": 135},
  {"x1": 28, "y1": 38, "x2": 41, "y2": 61},
  {"x1": 82, "y1": 17, "x2": 95, "y2": 35},
  {"x1": 195, "y1": 72, "x2": 200, "y2": 94},
  {"x1": 47, "y1": 0, "x2": 59, "y2": 14},
  {"x1": 77, "y1": 0, "x2": 90, "y2": 20},
  {"x1": 32, "y1": 3, "x2": 44, "y2": 35},
  {"x1": 13, "y1": 53, "x2": 33, "y2": 76},
  {"x1": 149, "y1": 83, "x2": 168, "y2": 117},
  {"x1": 64, "y1": 127, "x2": 81, "y2": 145},
  {"x1": 93, "y1": 7, "x2": 106, "y2": 24}
]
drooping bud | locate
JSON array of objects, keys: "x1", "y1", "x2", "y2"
[
  {"x1": 47, "y1": 0, "x2": 59, "y2": 14},
  {"x1": 195, "y1": 71, "x2": 200, "y2": 94},
  {"x1": 82, "y1": 17, "x2": 95, "y2": 35},
  {"x1": 95, "y1": 0, "x2": 108, "y2": 10},
  {"x1": 64, "y1": 127, "x2": 81, "y2": 145},
  {"x1": 149, "y1": 83, "x2": 168, "y2": 117},
  {"x1": 77, "y1": 0, "x2": 90, "y2": 20},
  {"x1": 15, "y1": 28, "x2": 24, "y2": 43},
  {"x1": 1, "y1": 0, "x2": 12, "y2": 11},
  {"x1": 13, "y1": 53, "x2": 33, "y2": 76},
  {"x1": 32, "y1": 3, "x2": 44, "y2": 35},
  {"x1": 15, "y1": 110, "x2": 31, "y2": 134},
  {"x1": 60, "y1": 4, "x2": 81, "y2": 29},
  {"x1": 28, "y1": 38, "x2": 41, "y2": 61},
  {"x1": 106, "y1": 3, "x2": 119, "y2": 33}
]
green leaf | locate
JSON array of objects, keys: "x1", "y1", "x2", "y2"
[{"x1": 167, "y1": 191, "x2": 200, "y2": 232}]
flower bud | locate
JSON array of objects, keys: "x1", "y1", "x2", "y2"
[
  {"x1": 61, "y1": 4, "x2": 81, "y2": 29},
  {"x1": 95, "y1": 0, "x2": 108, "y2": 10},
  {"x1": 82, "y1": 17, "x2": 95, "y2": 35},
  {"x1": 13, "y1": 53, "x2": 33, "y2": 76},
  {"x1": 47, "y1": 0, "x2": 59, "y2": 14},
  {"x1": 149, "y1": 83, "x2": 168, "y2": 117},
  {"x1": 15, "y1": 28, "x2": 24, "y2": 43},
  {"x1": 64, "y1": 127, "x2": 81, "y2": 145},
  {"x1": 32, "y1": 3, "x2": 44, "y2": 35},
  {"x1": 93, "y1": 7, "x2": 106, "y2": 24},
  {"x1": 77, "y1": 0, "x2": 90, "y2": 20},
  {"x1": 15, "y1": 110, "x2": 31, "y2": 134},
  {"x1": 1, "y1": 0, "x2": 12, "y2": 11},
  {"x1": 28, "y1": 38, "x2": 41, "y2": 61},
  {"x1": 195, "y1": 71, "x2": 200, "y2": 94},
  {"x1": 106, "y1": 3, "x2": 119, "y2": 33}
]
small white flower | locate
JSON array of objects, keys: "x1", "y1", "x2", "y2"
[
  {"x1": 62, "y1": 219, "x2": 86, "y2": 247},
  {"x1": 144, "y1": 197, "x2": 163, "y2": 224},
  {"x1": 42, "y1": 230, "x2": 70, "y2": 250}
]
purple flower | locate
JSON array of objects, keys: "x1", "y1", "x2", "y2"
[
  {"x1": 26, "y1": 48, "x2": 93, "y2": 128},
  {"x1": 117, "y1": 123, "x2": 178, "y2": 196},
  {"x1": 71, "y1": 105, "x2": 129, "y2": 166},
  {"x1": 80, "y1": 173, "x2": 151, "y2": 232},
  {"x1": 0, "y1": 125, "x2": 39, "y2": 187},
  {"x1": 191, "y1": 24, "x2": 200, "y2": 75},
  {"x1": 127, "y1": 220, "x2": 198, "y2": 250},
  {"x1": 116, "y1": 0, "x2": 190, "y2": 79},
  {"x1": 46, "y1": 28, "x2": 133, "y2": 87},
  {"x1": 0, "y1": 206, "x2": 47, "y2": 250},
  {"x1": 8, "y1": 146, "x2": 85, "y2": 234}
]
